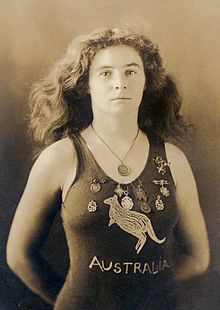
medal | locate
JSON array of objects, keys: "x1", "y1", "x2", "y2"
[
  {"x1": 90, "y1": 180, "x2": 101, "y2": 193},
  {"x1": 133, "y1": 183, "x2": 146, "y2": 200},
  {"x1": 140, "y1": 202, "x2": 151, "y2": 213},
  {"x1": 131, "y1": 181, "x2": 150, "y2": 213},
  {"x1": 90, "y1": 125, "x2": 139, "y2": 177},
  {"x1": 153, "y1": 157, "x2": 169, "y2": 175},
  {"x1": 121, "y1": 195, "x2": 134, "y2": 210},
  {"x1": 118, "y1": 163, "x2": 130, "y2": 176},
  {"x1": 115, "y1": 185, "x2": 134, "y2": 210},
  {"x1": 88, "y1": 199, "x2": 98, "y2": 212},
  {"x1": 160, "y1": 186, "x2": 169, "y2": 197},
  {"x1": 155, "y1": 195, "x2": 165, "y2": 211},
  {"x1": 114, "y1": 184, "x2": 124, "y2": 197},
  {"x1": 152, "y1": 179, "x2": 170, "y2": 197}
]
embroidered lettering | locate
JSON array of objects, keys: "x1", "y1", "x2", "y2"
[
  {"x1": 123, "y1": 262, "x2": 133, "y2": 274},
  {"x1": 162, "y1": 259, "x2": 170, "y2": 270},
  {"x1": 134, "y1": 262, "x2": 142, "y2": 274},
  {"x1": 89, "y1": 256, "x2": 104, "y2": 272},
  {"x1": 88, "y1": 256, "x2": 171, "y2": 275},
  {"x1": 142, "y1": 263, "x2": 152, "y2": 274},
  {"x1": 102, "y1": 260, "x2": 113, "y2": 271},
  {"x1": 152, "y1": 261, "x2": 159, "y2": 274},
  {"x1": 113, "y1": 263, "x2": 122, "y2": 274}
]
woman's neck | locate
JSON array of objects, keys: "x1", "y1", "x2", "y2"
[{"x1": 91, "y1": 113, "x2": 139, "y2": 143}]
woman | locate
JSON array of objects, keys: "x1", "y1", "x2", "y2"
[{"x1": 7, "y1": 28, "x2": 210, "y2": 309}]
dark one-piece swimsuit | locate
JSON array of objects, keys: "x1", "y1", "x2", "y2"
[{"x1": 54, "y1": 132, "x2": 180, "y2": 310}]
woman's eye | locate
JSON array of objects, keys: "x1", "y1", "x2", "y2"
[
  {"x1": 100, "y1": 71, "x2": 111, "y2": 77},
  {"x1": 126, "y1": 70, "x2": 137, "y2": 76}
]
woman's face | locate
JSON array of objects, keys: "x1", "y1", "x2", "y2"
[{"x1": 88, "y1": 45, "x2": 146, "y2": 117}]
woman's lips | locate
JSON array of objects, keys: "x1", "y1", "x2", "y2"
[{"x1": 111, "y1": 97, "x2": 131, "y2": 101}]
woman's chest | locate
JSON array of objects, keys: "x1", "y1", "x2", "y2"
[{"x1": 61, "y1": 168, "x2": 179, "y2": 250}]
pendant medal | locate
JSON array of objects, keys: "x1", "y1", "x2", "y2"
[
  {"x1": 90, "y1": 125, "x2": 139, "y2": 178},
  {"x1": 118, "y1": 163, "x2": 130, "y2": 176},
  {"x1": 121, "y1": 194, "x2": 134, "y2": 210},
  {"x1": 133, "y1": 185, "x2": 146, "y2": 200},
  {"x1": 155, "y1": 195, "x2": 165, "y2": 211},
  {"x1": 140, "y1": 202, "x2": 151, "y2": 213},
  {"x1": 90, "y1": 180, "x2": 101, "y2": 193}
]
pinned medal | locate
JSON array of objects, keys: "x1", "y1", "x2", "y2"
[
  {"x1": 88, "y1": 199, "x2": 98, "y2": 212},
  {"x1": 152, "y1": 179, "x2": 170, "y2": 197},
  {"x1": 140, "y1": 201, "x2": 151, "y2": 213},
  {"x1": 114, "y1": 184, "x2": 124, "y2": 197},
  {"x1": 118, "y1": 163, "x2": 130, "y2": 176},
  {"x1": 160, "y1": 186, "x2": 170, "y2": 197},
  {"x1": 155, "y1": 195, "x2": 165, "y2": 211},
  {"x1": 90, "y1": 179, "x2": 101, "y2": 193},
  {"x1": 153, "y1": 157, "x2": 169, "y2": 175},
  {"x1": 121, "y1": 193, "x2": 134, "y2": 210},
  {"x1": 133, "y1": 183, "x2": 146, "y2": 200}
]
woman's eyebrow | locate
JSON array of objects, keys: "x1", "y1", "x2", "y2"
[
  {"x1": 95, "y1": 65, "x2": 114, "y2": 72},
  {"x1": 124, "y1": 63, "x2": 141, "y2": 68}
]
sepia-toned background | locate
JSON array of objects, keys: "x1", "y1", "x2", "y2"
[{"x1": 1, "y1": 0, "x2": 220, "y2": 309}]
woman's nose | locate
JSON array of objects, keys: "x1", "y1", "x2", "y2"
[
  {"x1": 113, "y1": 75, "x2": 127, "y2": 90},
  {"x1": 115, "y1": 85, "x2": 127, "y2": 90}
]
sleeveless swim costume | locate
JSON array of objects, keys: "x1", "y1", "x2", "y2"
[{"x1": 54, "y1": 132, "x2": 179, "y2": 310}]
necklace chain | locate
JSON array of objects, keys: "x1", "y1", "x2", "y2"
[{"x1": 90, "y1": 124, "x2": 139, "y2": 164}]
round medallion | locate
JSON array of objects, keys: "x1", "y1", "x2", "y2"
[
  {"x1": 140, "y1": 202, "x2": 151, "y2": 213},
  {"x1": 121, "y1": 196, "x2": 134, "y2": 210},
  {"x1": 90, "y1": 182, "x2": 101, "y2": 193},
  {"x1": 118, "y1": 163, "x2": 130, "y2": 176}
]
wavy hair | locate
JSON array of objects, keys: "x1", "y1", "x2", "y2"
[{"x1": 28, "y1": 27, "x2": 187, "y2": 150}]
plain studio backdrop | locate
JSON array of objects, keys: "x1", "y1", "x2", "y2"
[{"x1": 0, "y1": 0, "x2": 220, "y2": 309}]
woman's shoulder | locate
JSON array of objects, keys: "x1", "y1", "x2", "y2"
[
  {"x1": 36, "y1": 137, "x2": 76, "y2": 166},
  {"x1": 30, "y1": 137, "x2": 77, "y2": 186},
  {"x1": 165, "y1": 142, "x2": 186, "y2": 160},
  {"x1": 165, "y1": 142, "x2": 191, "y2": 186},
  {"x1": 164, "y1": 142, "x2": 189, "y2": 165},
  {"x1": 41, "y1": 136, "x2": 75, "y2": 157}
]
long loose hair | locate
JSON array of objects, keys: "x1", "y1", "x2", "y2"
[{"x1": 28, "y1": 28, "x2": 187, "y2": 151}]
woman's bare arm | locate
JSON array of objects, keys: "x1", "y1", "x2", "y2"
[
  {"x1": 166, "y1": 143, "x2": 210, "y2": 281},
  {"x1": 6, "y1": 138, "x2": 76, "y2": 305}
]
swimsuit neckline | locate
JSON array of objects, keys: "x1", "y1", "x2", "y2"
[{"x1": 78, "y1": 133, "x2": 151, "y2": 185}]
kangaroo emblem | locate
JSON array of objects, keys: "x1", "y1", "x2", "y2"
[{"x1": 104, "y1": 195, "x2": 166, "y2": 254}]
